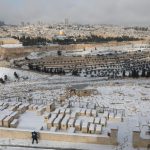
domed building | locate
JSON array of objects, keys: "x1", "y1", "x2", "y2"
[
  {"x1": 53, "y1": 30, "x2": 67, "y2": 40},
  {"x1": 59, "y1": 30, "x2": 65, "y2": 36}
]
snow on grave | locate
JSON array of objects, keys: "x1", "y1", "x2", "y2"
[
  {"x1": 109, "y1": 112, "x2": 115, "y2": 120},
  {"x1": 89, "y1": 123, "x2": 95, "y2": 134},
  {"x1": 101, "y1": 117, "x2": 107, "y2": 126},
  {"x1": 103, "y1": 111, "x2": 109, "y2": 119},
  {"x1": 61, "y1": 117, "x2": 70, "y2": 130},
  {"x1": 9, "y1": 105, "x2": 18, "y2": 111},
  {"x1": 88, "y1": 117, "x2": 95, "y2": 124},
  {"x1": 94, "y1": 117, "x2": 101, "y2": 124},
  {"x1": 68, "y1": 118, "x2": 75, "y2": 128},
  {"x1": 86, "y1": 109, "x2": 92, "y2": 116},
  {"x1": 10, "y1": 111, "x2": 19, "y2": 119},
  {"x1": 53, "y1": 108, "x2": 60, "y2": 114},
  {"x1": 43, "y1": 112, "x2": 51, "y2": 123},
  {"x1": 3, "y1": 115, "x2": 14, "y2": 127},
  {"x1": 17, "y1": 104, "x2": 27, "y2": 114},
  {"x1": 74, "y1": 108, "x2": 81, "y2": 115},
  {"x1": 60, "y1": 108, "x2": 66, "y2": 115},
  {"x1": 80, "y1": 108, "x2": 86, "y2": 116},
  {"x1": 91, "y1": 109, "x2": 97, "y2": 117},
  {"x1": 115, "y1": 113, "x2": 123, "y2": 122},
  {"x1": 28, "y1": 104, "x2": 35, "y2": 111},
  {"x1": 37, "y1": 107, "x2": 46, "y2": 116},
  {"x1": 75, "y1": 119, "x2": 82, "y2": 131},
  {"x1": 65, "y1": 108, "x2": 71, "y2": 114},
  {"x1": 33, "y1": 105, "x2": 39, "y2": 111},
  {"x1": 53, "y1": 117, "x2": 62, "y2": 129},
  {"x1": 64, "y1": 114, "x2": 70, "y2": 119},
  {"x1": 47, "y1": 114, "x2": 57, "y2": 129},
  {"x1": 10, "y1": 119, "x2": 19, "y2": 128},
  {"x1": 0, "y1": 115, "x2": 7, "y2": 127},
  {"x1": 57, "y1": 114, "x2": 64, "y2": 119},
  {"x1": 46, "y1": 102, "x2": 55, "y2": 112},
  {"x1": 82, "y1": 122, "x2": 89, "y2": 133},
  {"x1": 88, "y1": 103, "x2": 96, "y2": 109},
  {"x1": 0, "y1": 102, "x2": 3, "y2": 106},
  {"x1": 70, "y1": 112, "x2": 77, "y2": 119},
  {"x1": 95, "y1": 124, "x2": 102, "y2": 134}
]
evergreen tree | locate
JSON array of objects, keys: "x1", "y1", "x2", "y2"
[
  {"x1": 123, "y1": 70, "x2": 126, "y2": 77},
  {"x1": 141, "y1": 69, "x2": 146, "y2": 77}
]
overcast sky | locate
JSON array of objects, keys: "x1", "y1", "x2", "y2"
[{"x1": 0, "y1": 0, "x2": 150, "y2": 25}]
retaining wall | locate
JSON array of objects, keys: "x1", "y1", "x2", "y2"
[
  {"x1": 0, "y1": 127, "x2": 118, "y2": 145},
  {"x1": 133, "y1": 128, "x2": 150, "y2": 148}
]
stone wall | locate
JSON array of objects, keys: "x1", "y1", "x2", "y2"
[
  {"x1": 132, "y1": 128, "x2": 150, "y2": 148},
  {"x1": 0, "y1": 41, "x2": 144, "y2": 59},
  {"x1": 0, "y1": 38, "x2": 20, "y2": 45},
  {"x1": 0, "y1": 44, "x2": 96, "y2": 59},
  {"x1": 0, "y1": 127, "x2": 118, "y2": 145}
]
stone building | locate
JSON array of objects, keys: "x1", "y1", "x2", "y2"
[{"x1": 0, "y1": 38, "x2": 20, "y2": 45}]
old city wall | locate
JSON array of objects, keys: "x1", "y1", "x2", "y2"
[
  {"x1": 0, "y1": 41, "x2": 144, "y2": 59},
  {"x1": 0, "y1": 46, "x2": 40, "y2": 58},
  {"x1": 0, "y1": 47, "x2": 6, "y2": 55},
  {"x1": 0, "y1": 41, "x2": 143, "y2": 58},
  {"x1": 0, "y1": 44, "x2": 97, "y2": 59},
  {"x1": 0, "y1": 127, "x2": 118, "y2": 145}
]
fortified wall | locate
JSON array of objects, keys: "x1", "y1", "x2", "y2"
[
  {"x1": 0, "y1": 44, "x2": 97, "y2": 59},
  {"x1": 0, "y1": 41, "x2": 144, "y2": 59},
  {"x1": 0, "y1": 38, "x2": 20, "y2": 45}
]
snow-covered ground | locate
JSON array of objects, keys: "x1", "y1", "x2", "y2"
[
  {"x1": 0, "y1": 139, "x2": 117, "y2": 150},
  {"x1": 0, "y1": 44, "x2": 23, "y2": 48},
  {"x1": 0, "y1": 67, "x2": 150, "y2": 150},
  {"x1": 0, "y1": 67, "x2": 45, "y2": 81},
  {"x1": 17, "y1": 111, "x2": 45, "y2": 131}
]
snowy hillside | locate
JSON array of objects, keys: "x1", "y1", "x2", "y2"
[{"x1": 0, "y1": 67, "x2": 46, "y2": 81}]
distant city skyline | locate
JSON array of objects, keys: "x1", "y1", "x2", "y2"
[{"x1": 0, "y1": 0, "x2": 150, "y2": 26}]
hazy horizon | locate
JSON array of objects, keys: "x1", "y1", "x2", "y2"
[{"x1": 0, "y1": 0, "x2": 150, "y2": 26}]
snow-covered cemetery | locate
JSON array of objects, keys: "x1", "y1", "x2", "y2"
[
  {"x1": 0, "y1": 43, "x2": 149, "y2": 150},
  {"x1": 12, "y1": 44, "x2": 149, "y2": 78}
]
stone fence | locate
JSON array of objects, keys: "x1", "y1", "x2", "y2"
[
  {"x1": 0, "y1": 127, "x2": 118, "y2": 145},
  {"x1": 133, "y1": 127, "x2": 150, "y2": 148}
]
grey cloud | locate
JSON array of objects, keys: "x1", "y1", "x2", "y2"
[{"x1": 0, "y1": 0, "x2": 150, "y2": 25}]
